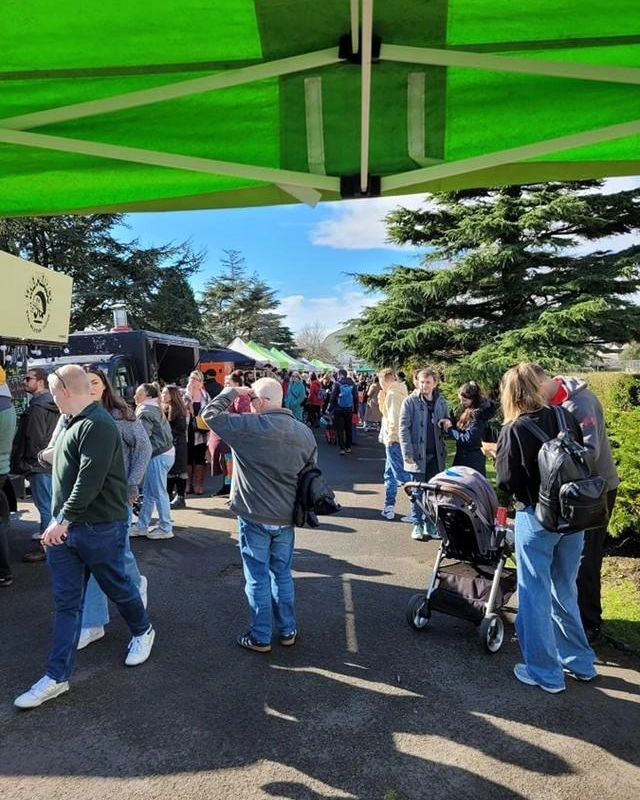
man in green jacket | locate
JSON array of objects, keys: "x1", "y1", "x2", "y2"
[
  {"x1": 14, "y1": 365, "x2": 155, "y2": 710},
  {"x1": 0, "y1": 366, "x2": 17, "y2": 587}
]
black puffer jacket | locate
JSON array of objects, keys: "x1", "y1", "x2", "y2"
[{"x1": 11, "y1": 392, "x2": 59, "y2": 474}]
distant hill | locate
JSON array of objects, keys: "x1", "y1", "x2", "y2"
[{"x1": 323, "y1": 326, "x2": 363, "y2": 369}]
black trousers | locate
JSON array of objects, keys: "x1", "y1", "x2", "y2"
[
  {"x1": 577, "y1": 488, "x2": 618, "y2": 632},
  {"x1": 334, "y1": 410, "x2": 353, "y2": 450}
]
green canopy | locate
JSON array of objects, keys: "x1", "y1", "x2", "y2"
[
  {"x1": 2, "y1": 2, "x2": 639, "y2": 217},
  {"x1": 246, "y1": 340, "x2": 284, "y2": 366}
]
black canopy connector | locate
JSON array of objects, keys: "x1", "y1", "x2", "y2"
[
  {"x1": 338, "y1": 32, "x2": 382, "y2": 64},
  {"x1": 340, "y1": 174, "x2": 382, "y2": 199}
]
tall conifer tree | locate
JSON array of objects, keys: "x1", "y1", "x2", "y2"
[{"x1": 346, "y1": 181, "x2": 640, "y2": 385}]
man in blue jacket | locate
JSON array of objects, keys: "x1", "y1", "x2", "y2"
[{"x1": 328, "y1": 369, "x2": 358, "y2": 455}]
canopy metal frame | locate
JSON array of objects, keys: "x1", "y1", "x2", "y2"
[{"x1": 1, "y1": 0, "x2": 639, "y2": 208}]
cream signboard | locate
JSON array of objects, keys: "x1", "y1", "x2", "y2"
[{"x1": 0, "y1": 250, "x2": 73, "y2": 344}]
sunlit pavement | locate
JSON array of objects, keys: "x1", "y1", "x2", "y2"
[{"x1": 1, "y1": 430, "x2": 639, "y2": 800}]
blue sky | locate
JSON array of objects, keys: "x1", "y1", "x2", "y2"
[
  {"x1": 121, "y1": 177, "x2": 638, "y2": 337},
  {"x1": 121, "y1": 194, "x2": 426, "y2": 335}
]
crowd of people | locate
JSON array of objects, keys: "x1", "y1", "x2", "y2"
[{"x1": 0, "y1": 356, "x2": 618, "y2": 707}]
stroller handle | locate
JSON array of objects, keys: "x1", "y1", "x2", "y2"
[{"x1": 403, "y1": 481, "x2": 437, "y2": 495}]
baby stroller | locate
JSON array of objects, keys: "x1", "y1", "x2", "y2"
[
  {"x1": 320, "y1": 413, "x2": 337, "y2": 446},
  {"x1": 404, "y1": 466, "x2": 516, "y2": 654}
]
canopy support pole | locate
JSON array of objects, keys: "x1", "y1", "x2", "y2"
[
  {"x1": 0, "y1": 49, "x2": 342, "y2": 131},
  {"x1": 360, "y1": 0, "x2": 374, "y2": 193},
  {"x1": 350, "y1": 0, "x2": 360, "y2": 56},
  {"x1": 382, "y1": 44, "x2": 640, "y2": 85},
  {"x1": 383, "y1": 118, "x2": 640, "y2": 192},
  {"x1": 0, "y1": 128, "x2": 339, "y2": 196}
]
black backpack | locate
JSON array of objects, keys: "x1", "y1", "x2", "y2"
[{"x1": 519, "y1": 406, "x2": 609, "y2": 534}]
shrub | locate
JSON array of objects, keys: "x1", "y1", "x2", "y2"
[{"x1": 579, "y1": 373, "x2": 640, "y2": 541}]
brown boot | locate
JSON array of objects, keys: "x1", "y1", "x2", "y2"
[{"x1": 23, "y1": 546, "x2": 46, "y2": 563}]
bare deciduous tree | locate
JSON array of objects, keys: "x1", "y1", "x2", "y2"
[{"x1": 295, "y1": 321, "x2": 333, "y2": 363}]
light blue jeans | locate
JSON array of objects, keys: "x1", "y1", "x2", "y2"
[
  {"x1": 82, "y1": 507, "x2": 142, "y2": 628},
  {"x1": 238, "y1": 517, "x2": 296, "y2": 644},
  {"x1": 383, "y1": 443, "x2": 411, "y2": 507},
  {"x1": 29, "y1": 472, "x2": 52, "y2": 534},
  {"x1": 515, "y1": 508, "x2": 596, "y2": 689},
  {"x1": 408, "y1": 455, "x2": 439, "y2": 524},
  {"x1": 138, "y1": 452, "x2": 174, "y2": 532}
]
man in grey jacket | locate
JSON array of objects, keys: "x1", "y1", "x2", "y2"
[
  {"x1": 538, "y1": 369, "x2": 620, "y2": 643},
  {"x1": 202, "y1": 377, "x2": 317, "y2": 653},
  {"x1": 399, "y1": 368, "x2": 449, "y2": 541}
]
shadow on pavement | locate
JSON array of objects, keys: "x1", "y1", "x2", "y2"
[{"x1": 1, "y1": 517, "x2": 640, "y2": 800}]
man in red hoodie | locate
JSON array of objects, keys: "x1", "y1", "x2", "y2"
[{"x1": 536, "y1": 368, "x2": 619, "y2": 644}]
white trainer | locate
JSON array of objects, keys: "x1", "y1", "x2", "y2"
[
  {"x1": 400, "y1": 515, "x2": 414, "y2": 523},
  {"x1": 146, "y1": 527, "x2": 174, "y2": 540},
  {"x1": 138, "y1": 575, "x2": 148, "y2": 609},
  {"x1": 129, "y1": 526, "x2": 149, "y2": 538},
  {"x1": 125, "y1": 626, "x2": 156, "y2": 666},
  {"x1": 77, "y1": 626, "x2": 105, "y2": 650},
  {"x1": 14, "y1": 675, "x2": 69, "y2": 709},
  {"x1": 380, "y1": 506, "x2": 395, "y2": 520}
]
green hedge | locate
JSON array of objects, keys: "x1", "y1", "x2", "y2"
[{"x1": 578, "y1": 373, "x2": 640, "y2": 541}]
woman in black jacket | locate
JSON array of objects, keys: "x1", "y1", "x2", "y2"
[
  {"x1": 441, "y1": 381, "x2": 496, "y2": 475},
  {"x1": 161, "y1": 386, "x2": 189, "y2": 509},
  {"x1": 496, "y1": 363, "x2": 597, "y2": 694}
]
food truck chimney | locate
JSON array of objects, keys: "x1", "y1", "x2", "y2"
[{"x1": 111, "y1": 303, "x2": 132, "y2": 332}]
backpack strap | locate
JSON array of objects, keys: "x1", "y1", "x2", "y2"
[
  {"x1": 518, "y1": 414, "x2": 550, "y2": 445},
  {"x1": 552, "y1": 404, "x2": 570, "y2": 434}
]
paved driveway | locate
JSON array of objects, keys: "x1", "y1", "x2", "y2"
[{"x1": 1, "y1": 430, "x2": 639, "y2": 800}]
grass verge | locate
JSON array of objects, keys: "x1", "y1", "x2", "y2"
[{"x1": 601, "y1": 558, "x2": 640, "y2": 653}]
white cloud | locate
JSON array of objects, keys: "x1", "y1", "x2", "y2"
[
  {"x1": 279, "y1": 281, "x2": 380, "y2": 334},
  {"x1": 310, "y1": 193, "x2": 428, "y2": 251}
]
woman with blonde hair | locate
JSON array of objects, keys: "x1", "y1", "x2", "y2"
[
  {"x1": 496, "y1": 363, "x2": 597, "y2": 693},
  {"x1": 185, "y1": 370, "x2": 210, "y2": 495}
]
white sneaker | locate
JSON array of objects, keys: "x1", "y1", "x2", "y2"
[
  {"x1": 411, "y1": 524, "x2": 427, "y2": 541},
  {"x1": 513, "y1": 663, "x2": 565, "y2": 694},
  {"x1": 400, "y1": 515, "x2": 414, "y2": 523},
  {"x1": 14, "y1": 675, "x2": 69, "y2": 709},
  {"x1": 146, "y1": 527, "x2": 174, "y2": 540},
  {"x1": 130, "y1": 526, "x2": 149, "y2": 537},
  {"x1": 381, "y1": 506, "x2": 395, "y2": 520},
  {"x1": 138, "y1": 575, "x2": 148, "y2": 609},
  {"x1": 125, "y1": 626, "x2": 156, "y2": 666},
  {"x1": 77, "y1": 626, "x2": 105, "y2": 650}
]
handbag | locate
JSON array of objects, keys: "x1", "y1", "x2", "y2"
[{"x1": 195, "y1": 414, "x2": 210, "y2": 431}]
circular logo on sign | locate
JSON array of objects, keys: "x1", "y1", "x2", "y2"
[{"x1": 25, "y1": 274, "x2": 53, "y2": 334}]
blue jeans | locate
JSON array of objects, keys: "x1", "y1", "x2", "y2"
[
  {"x1": 383, "y1": 443, "x2": 411, "y2": 507},
  {"x1": 238, "y1": 517, "x2": 296, "y2": 644},
  {"x1": 45, "y1": 520, "x2": 149, "y2": 682},
  {"x1": 138, "y1": 452, "x2": 174, "y2": 532},
  {"x1": 409, "y1": 456, "x2": 439, "y2": 524},
  {"x1": 515, "y1": 508, "x2": 596, "y2": 689},
  {"x1": 29, "y1": 472, "x2": 52, "y2": 533},
  {"x1": 82, "y1": 507, "x2": 142, "y2": 628}
]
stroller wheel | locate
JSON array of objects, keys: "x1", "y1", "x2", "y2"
[
  {"x1": 406, "y1": 593, "x2": 431, "y2": 631},
  {"x1": 479, "y1": 613, "x2": 504, "y2": 654}
]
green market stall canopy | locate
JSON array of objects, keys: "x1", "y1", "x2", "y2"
[{"x1": 2, "y1": 1, "x2": 639, "y2": 217}]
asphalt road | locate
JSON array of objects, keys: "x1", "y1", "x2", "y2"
[{"x1": 1, "y1": 429, "x2": 639, "y2": 800}]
